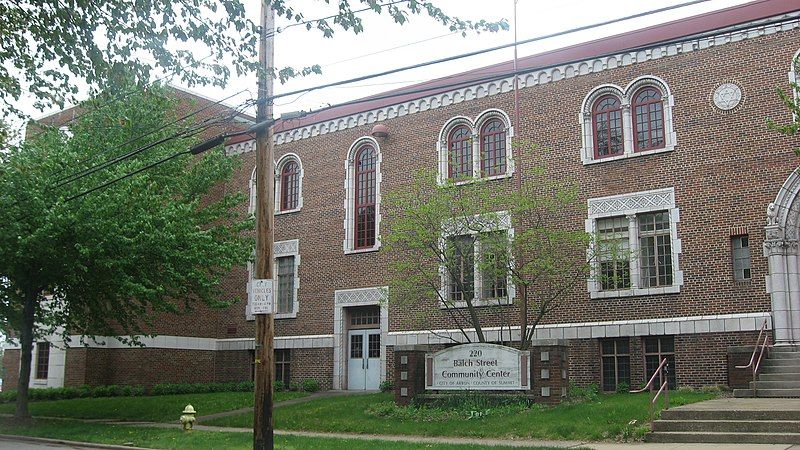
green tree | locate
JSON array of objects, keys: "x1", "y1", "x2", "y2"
[
  {"x1": 1, "y1": 0, "x2": 507, "y2": 114},
  {"x1": 0, "y1": 85, "x2": 252, "y2": 419},
  {"x1": 384, "y1": 162, "x2": 593, "y2": 350},
  {"x1": 768, "y1": 58, "x2": 800, "y2": 153}
]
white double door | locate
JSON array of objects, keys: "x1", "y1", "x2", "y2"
[{"x1": 347, "y1": 329, "x2": 381, "y2": 390}]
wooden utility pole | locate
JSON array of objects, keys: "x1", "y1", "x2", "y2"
[{"x1": 253, "y1": 1, "x2": 275, "y2": 449}]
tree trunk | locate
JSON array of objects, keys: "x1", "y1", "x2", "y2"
[
  {"x1": 465, "y1": 302, "x2": 486, "y2": 342},
  {"x1": 15, "y1": 288, "x2": 37, "y2": 420},
  {"x1": 519, "y1": 284, "x2": 529, "y2": 350}
]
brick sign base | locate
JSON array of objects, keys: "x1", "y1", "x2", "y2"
[{"x1": 394, "y1": 340, "x2": 569, "y2": 406}]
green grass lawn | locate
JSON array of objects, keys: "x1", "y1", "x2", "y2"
[
  {"x1": 0, "y1": 419, "x2": 568, "y2": 450},
  {"x1": 0, "y1": 391, "x2": 307, "y2": 422},
  {"x1": 205, "y1": 391, "x2": 718, "y2": 441}
]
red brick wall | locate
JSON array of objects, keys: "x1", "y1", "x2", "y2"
[
  {"x1": 2, "y1": 350, "x2": 20, "y2": 391},
  {"x1": 13, "y1": 23, "x2": 799, "y2": 390},
  {"x1": 84, "y1": 348, "x2": 216, "y2": 388},
  {"x1": 568, "y1": 331, "x2": 760, "y2": 390},
  {"x1": 64, "y1": 348, "x2": 88, "y2": 388},
  {"x1": 215, "y1": 350, "x2": 253, "y2": 382},
  {"x1": 289, "y1": 348, "x2": 333, "y2": 391},
  {"x1": 210, "y1": 29, "x2": 800, "y2": 343},
  {"x1": 675, "y1": 331, "x2": 759, "y2": 387}
]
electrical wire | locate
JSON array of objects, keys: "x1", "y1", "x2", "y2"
[
  {"x1": 25, "y1": 53, "x2": 218, "y2": 144},
  {"x1": 266, "y1": 0, "x2": 713, "y2": 103},
  {"x1": 266, "y1": 0, "x2": 415, "y2": 38},
  {"x1": 285, "y1": 6, "x2": 795, "y2": 126},
  {"x1": 55, "y1": 103, "x2": 247, "y2": 187},
  {"x1": 52, "y1": 91, "x2": 252, "y2": 187}
]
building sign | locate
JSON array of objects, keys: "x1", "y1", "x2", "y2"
[
  {"x1": 248, "y1": 279, "x2": 274, "y2": 315},
  {"x1": 425, "y1": 343, "x2": 530, "y2": 391}
]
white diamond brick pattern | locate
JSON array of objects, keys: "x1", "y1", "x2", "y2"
[
  {"x1": 335, "y1": 286, "x2": 388, "y2": 305},
  {"x1": 221, "y1": 15, "x2": 799, "y2": 151},
  {"x1": 588, "y1": 189, "x2": 674, "y2": 216},
  {"x1": 274, "y1": 239, "x2": 298, "y2": 256}
]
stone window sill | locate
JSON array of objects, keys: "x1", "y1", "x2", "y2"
[
  {"x1": 590, "y1": 285, "x2": 680, "y2": 299},
  {"x1": 582, "y1": 145, "x2": 675, "y2": 166}
]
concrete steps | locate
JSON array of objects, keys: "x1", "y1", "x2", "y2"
[
  {"x1": 647, "y1": 403, "x2": 800, "y2": 444},
  {"x1": 647, "y1": 431, "x2": 800, "y2": 444},
  {"x1": 751, "y1": 380, "x2": 800, "y2": 389},
  {"x1": 647, "y1": 348, "x2": 800, "y2": 444},
  {"x1": 652, "y1": 419, "x2": 800, "y2": 432},
  {"x1": 734, "y1": 388, "x2": 800, "y2": 397},
  {"x1": 759, "y1": 373, "x2": 800, "y2": 381},
  {"x1": 734, "y1": 347, "x2": 800, "y2": 398}
]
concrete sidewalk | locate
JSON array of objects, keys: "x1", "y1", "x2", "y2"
[{"x1": 114, "y1": 421, "x2": 800, "y2": 449}]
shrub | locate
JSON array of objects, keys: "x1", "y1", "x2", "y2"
[
  {"x1": 289, "y1": 381, "x2": 301, "y2": 392},
  {"x1": 301, "y1": 379, "x2": 320, "y2": 393},
  {"x1": 274, "y1": 381, "x2": 285, "y2": 392},
  {"x1": 150, "y1": 381, "x2": 254, "y2": 396},
  {"x1": 615, "y1": 381, "x2": 630, "y2": 394},
  {"x1": 568, "y1": 381, "x2": 600, "y2": 402},
  {"x1": 366, "y1": 394, "x2": 537, "y2": 422},
  {"x1": 699, "y1": 384, "x2": 728, "y2": 393},
  {"x1": 0, "y1": 384, "x2": 145, "y2": 403},
  {"x1": 379, "y1": 380, "x2": 393, "y2": 392},
  {"x1": 236, "y1": 381, "x2": 255, "y2": 392}
]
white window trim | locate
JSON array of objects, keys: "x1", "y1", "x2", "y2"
[
  {"x1": 343, "y1": 136, "x2": 382, "y2": 254},
  {"x1": 246, "y1": 239, "x2": 300, "y2": 320},
  {"x1": 274, "y1": 153, "x2": 304, "y2": 215},
  {"x1": 790, "y1": 49, "x2": 799, "y2": 120},
  {"x1": 586, "y1": 187, "x2": 683, "y2": 299},
  {"x1": 580, "y1": 76, "x2": 677, "y2": 165},
  {"x1": 438, "y1": 211, "x2": 516, "y2": 308},
  {"x1": 437, "y1": 109, "x2": 515, "y2": 186},
  {"x1": 248, "y1": 167, "x2": 257, "y2": 216}
]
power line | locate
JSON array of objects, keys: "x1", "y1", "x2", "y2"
[
  {"x1": 52, "y1": 91, "x2": 252, "y2": 187},
  {"x1": 53, "y1": 93, "x2": 252, "y2": 187},
  {"x1": 63, "y1": 150, "x2": 193, "y2": 203},
  {"x1": 320, "y1": 32, "x2": 458, "y2": 68},
  {"x1": 282, "y1": 3, "x2": 793, "y2": 127},
  {"x1": 266, "y1": 0, "x2": 415, "y2": 38},
  {"x1": 25, "y1": 53, "x2": 218, "y2": 143},
  {"x1": 0, "y1": 98, "x2": 253, "y2": 232},
  {"x1": 53, "y1": 112, "x2": 233, "y2": 189},
  {"x1": 267, "y1": 0, "x2": 713, "y2": 103}
]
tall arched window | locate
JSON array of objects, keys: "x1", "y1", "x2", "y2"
[
  {"x1": 593, "y1": 96, "x2": 624, "y2": 158},
  {"x1": 448, "y1": 125, "x2": 472, "y2": 179},
  {"x1": 280, "y1": 160, "x2": 300, "y2": 211},
  {"x1": 632, "y1": 88, "x2": 665, "y2": 152},
  {"x1": 480, "y1": 119, "x2": 506, "y2": 177},
  {"x1": 354, "y1": 145, "x2": 377, "y2": 249}
]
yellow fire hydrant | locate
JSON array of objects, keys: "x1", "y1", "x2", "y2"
[{"x1": 180, "y1": 405, "x2": 197, "y2": 432}]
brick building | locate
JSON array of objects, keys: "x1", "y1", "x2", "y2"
[{"x1": 5, "y1": 0, "x2": 800, "y2": 394}]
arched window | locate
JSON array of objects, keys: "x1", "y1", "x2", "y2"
[
  {"x1": 632, "y1": 88, "x2": 665, "y2": 152},
  {"x1": 280, "y1": 160, "x2": 300, "y2": 211},
  {"x1": 274, "y1": 154, "x2": 303, "y2": 214},
  {"x1": 354, "y1": 145, "x2": 377, "y2": 249},
  {"x1": 593, "y1": 96, "x2": 624, "y2": 158},
  {"x1": 480, "y1": 119, "x2": 506, "y2": 177},
  {"x1": 448, "y1": 125, "x2": 472, "y2": 179}
]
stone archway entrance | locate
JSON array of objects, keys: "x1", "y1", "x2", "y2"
[{"x1": 765, "y1": 170, "x2": 800, "y2": 346}]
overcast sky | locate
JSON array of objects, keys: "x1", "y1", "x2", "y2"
[{"x1": 15, "y1": 0, "x2": 754, "y2": 128}]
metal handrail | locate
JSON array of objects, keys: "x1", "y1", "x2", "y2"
[
  {"x1": 735, "y1": 318, "x2": 770, "y2": 396},
  {"x1": 631, "y1": 357, "x2": 668, "y2": 394},
  {"x1": 631, "y1": 357, "x2": 670, "y2": 424}
]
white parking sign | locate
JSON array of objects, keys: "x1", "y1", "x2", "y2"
[{"x1": 249, "y1": 279, "x2": 275, "y2": 315}]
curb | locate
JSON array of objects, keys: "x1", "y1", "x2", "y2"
[{"x1": 0, "y1": 433, "x2": 154, "y2": 450}]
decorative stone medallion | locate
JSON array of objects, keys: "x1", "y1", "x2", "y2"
[{"x1": 712, "y1": 83, "x2": 743, "y2": 111}]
